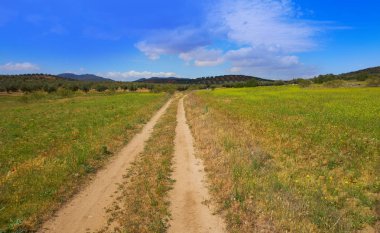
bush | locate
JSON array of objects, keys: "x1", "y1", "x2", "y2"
[
  {"x1": 57, "y1": 88, "x2": 74, "y2": 97},
  {"x1": 273, "y1": 80, "x2": 285, "y2": 86},
  {"x1": 47, "y1": 86, "x2": 57, "y2": 93},
  {"x1": 356, "y1": 73, "x2": 369, "y2": 81},
  {"x1": 95, "y1": 85, "x2": 108, "y2": 92},
  {"x1": 121, "y1": 85, "x2": 129, "y2": 91},
  {"x1": 20, "y1": 85, "x2": 32, "y2": 93},
  {"x1": 246, "y1": 80, "x2": 259, "y2": 87},
  {"x1": 80, "y1": 85, "x2": 90, "y2": 93},
  {"x1": 68, "y1": 85, "x2": 79, "y2": 92},
  {"x1": 20, "y1": 91, "x2": 48, "y2": 102},
  {"x1": 6, "y1": 85, "x2": 18, "y2": 93},
  {"x1": 366, "y1": 77, "x2": 380, "y2": 87},
  {"x1": 129, "y1": 85, "x2": 137, "y2": 92},
  {"x1": 43, "y1": 85, "x2": 57, "y2": 93},
  {"x1": 297, "y1": 79, "x2": 312, "y2": 88},
  {"x1": 312, "y1": 74, "x2": 337, "y2": 83},
  {"x1": 323, "y1": 79, "x2": 345, "y2": 88}
]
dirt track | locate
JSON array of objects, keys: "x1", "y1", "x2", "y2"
[
  {"x1": 39, "y1": 99, "x2": 172, "y2": 233},
  {"x1": 168, "y1": 97, "x2": 226, "y2": 233}
]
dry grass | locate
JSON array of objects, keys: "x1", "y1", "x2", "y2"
[
  {"x1": 185, "y1": 86, "x2": 379, "y2": 233},
  {"x1": 102, "y1": 96, "x2": 179, "y2": 233}
]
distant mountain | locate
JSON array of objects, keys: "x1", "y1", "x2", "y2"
[
  {"x1": 58, "y1": 73, "x2": 114, "y2": 82},
  {"x1": 192, "y1": 75, "x2": 272, "y2": 84},
  {"x1": 135, "y1": 77, "x2": 192, "y2": 84},
  {"x1": 135, "y1": 75, "x2": 273, "y2": 84}
]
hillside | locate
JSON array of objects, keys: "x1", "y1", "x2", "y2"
[
  {"x1": 339, "y1": 66, "x2": 380, "y2": 78},
  {"x1": 135, "y1": 75, "x2": 273, "y2": 84},
  {"x1": 310, "y1": 66, "x2": 380, "y2": 83},
  {"x1": 135, "y1": 77, "x2": 192, "y2": 84},
  {"x1": 193, "y1": 75, "x2": 272, "y2": 84},
  {"x1": 0, "y1": 73, "x2": 71, "y2": 81},
  {"x1": 58, "y1": 73, "x2": 114, "y2": 82}
]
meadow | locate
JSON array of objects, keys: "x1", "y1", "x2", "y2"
[
  {"x1": 0, "y1": 92, "x2": 167, "y2": 232},
  {"x1": 185, "y1": 86, "x2": 380, "y2": 232}
]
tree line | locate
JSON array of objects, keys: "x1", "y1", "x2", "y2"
[
  {"x1": 0, "y1": 74, "x2": 193, "y2": 93},
  {"x1": 1, "y1": 71, "x2": 379, "y2": 94}
]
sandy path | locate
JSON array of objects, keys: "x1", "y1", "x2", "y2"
[
  {"x1": 39, "y1": 99, "x2": 172, "y2": 233},
  {"x1": 169, "y1": 97, "x2": 226, "y2": 233}
]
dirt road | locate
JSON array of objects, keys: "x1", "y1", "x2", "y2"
[
  {"x1": 39, "y1": 99, "x2": 172, "y2": 233},
  {"x1": 169, "y1": 97, "x2": 226, "y2": 233}
]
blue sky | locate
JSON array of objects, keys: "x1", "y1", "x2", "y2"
[{"x1": 0, "y1": 0, "x2": 379, "y2": 80}]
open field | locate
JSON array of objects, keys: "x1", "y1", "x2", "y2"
[
  {"x1": 185, "y1": 86, "x2": 380, "y2": 232},
  {"x1": 1, "y1": 84, "x2": 379, "y2": 233},
  {"x1": 0, "y1": 92, "x2": 168, "y2": 231}
]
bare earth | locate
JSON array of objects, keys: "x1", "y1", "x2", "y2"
[
  {"x1": 39, "y1": 99, "x2": 172, "y2": 233},
  {"x1": 169, "y1": 97, "x2": 226, "y2": 233}
]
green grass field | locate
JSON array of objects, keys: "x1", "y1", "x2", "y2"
[
  {"x1": 0, "y1": 92, "x2": 167, "y2": 231},
  {"x1": 186, "y1": 86, "x2": 379, "y2": 232}
]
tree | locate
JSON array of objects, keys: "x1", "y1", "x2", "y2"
[
  {"x1": 297, "y1": 79, "x2": 312, "y2": 88},
  {"x1": 356, "y1": 73, "x2": 369, "y2": 81},
  {"x1": 96, "y1": 85, "x2": 108, "y2": 92},
  {"x1": 246, "y1": 80, "x2": 258, "y2": 87}
]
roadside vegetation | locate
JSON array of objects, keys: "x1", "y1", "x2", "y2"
[
  {"x1": 185, "y1": 86, "x2": 379, "y2": 232},
  {"x1": 0, "y1": 92, "x2": 168, "y2": 232},
  {"x1": 102, "y1": 96, "x2": 179, "y2": 233}
]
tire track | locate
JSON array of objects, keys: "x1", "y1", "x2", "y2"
[{"x1": 168, "y1": 97, "x2": 225, "y2": 233}]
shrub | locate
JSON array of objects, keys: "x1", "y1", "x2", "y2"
[
  {"x1": 95, "y1": 85, "x2": 108, "y2": 92},
  {"x1": 121, "y1": 85, "x2": 129, "y2": 91},
  {"x1": 312, "y1": 74, "x2": 337, "y2": 83},
  {"x1": 246, "y1": 80, "x2": 259, "y2": 87},
  {"x1": 68, "y1": 85, "x2": 79, "y2": 92},
  {"x1": 323, "y1": 79, "x2": 345, "y2": 88},
  {"x1": 47, "y1": 86, "x2": 57, "y2": 93},
  {"x1": 20, "y1": 85, "x2": 32, "y2": 93},
  {"x1": 57, "y1": 88, "x2": 74, "y2": 97},
  {"x1": 129, "y1": 85, "x2": 137, "y2": 92},
  {"x1": 356, "y1": 73, "x2": 369, "y2": 81},
  {"x1": 80, "y1": 85, "x2": 90, "y2": 93},
  {"x1": 273, "y1": 80, "x2": 285, "y2": 86},
  {"x1": 177, "y1": 85, "x2": 189, "y2": 91},
  {"x1": 297, "y1": 79, "x2": 312, "y2": 88},
  {"x1": 6, "y1": 85, "x2": 18, "y2": 93},
  {"x1": 366, "y1": 77, "x2": 380, "y2": 87}
]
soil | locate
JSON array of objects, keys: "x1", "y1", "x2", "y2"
[{"x1": 168, "y1": 97, "x2": 226, "y2": 233}]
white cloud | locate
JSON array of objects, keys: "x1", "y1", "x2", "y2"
[
  {"x1": 225, "y1": 46, "x2": 316, "y2": 78},
  {"x1": 0, "y1": 62, "x2": 40, "y2": 71},
  {"x1": 225, "y1": 46, "x2": 300, "y2": 68},
  {"x1": 101, "y1": 70, "x2": 177, "y2": 81},
  {"x1": 135, "y1": 0, "x2": 326, "y2": 78},
  {"x1": 135, "y1": 27, "x2": 211, "y2": 60},
  {"x1": 179, "y1": 47, "x2": 224, "y2": 67},
  {"x1": 212, "y1": 0, "x2": 318, "y2": 52},
  {"x1": 136, "y1": 42, "x2": 166, "y2": 60}
]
